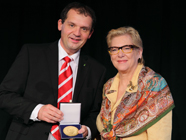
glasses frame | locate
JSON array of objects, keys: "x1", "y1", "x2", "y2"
[{"x1": 108, "y1": 45, "x2": 137, "y2": 55}]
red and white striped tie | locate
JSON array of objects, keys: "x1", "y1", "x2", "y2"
[{"x1": 50, "y1": 56, "x2": 73, "y2": 140}]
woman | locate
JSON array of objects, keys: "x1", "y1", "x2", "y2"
[{"x1": 96, "y1": 26, "x2": 175, "y2": 140}]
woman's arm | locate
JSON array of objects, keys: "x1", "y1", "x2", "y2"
[{"x1": 147, "y1": 111, "x2": 172, "y2": 140}]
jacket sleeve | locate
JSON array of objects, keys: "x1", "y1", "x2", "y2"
[
  {"x1": 147, "y1": 111, "x2": 172, "y2": 140},
  {"x1": 0, "y1": 45, "x2": 38, "y2": 124},
  {"x1": 81, "y1": 66, "x2": 106, "y2": 139}
]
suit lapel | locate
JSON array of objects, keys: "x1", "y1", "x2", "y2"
[
  {"x1": 73, "y1": 54, "x2": 89, "y2": 102},
  {"x1": 44, "y1": 45, "x2": 90, "y2": 103},
  {"x1": 44, "y1": 41, "x2": 58, "y2": 102}
]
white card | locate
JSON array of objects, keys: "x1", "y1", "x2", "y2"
[{"x1": 59, "y1": 103, "x2": 81, "y2": 125}]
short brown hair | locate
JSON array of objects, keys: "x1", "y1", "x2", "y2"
[{"x1": 60, "y1": 2, "x2": 96, "y2": 31}]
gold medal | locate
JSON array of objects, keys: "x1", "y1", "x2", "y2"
[{"x1": 63, "y1": 126, "x2": 78, "y2": 136}]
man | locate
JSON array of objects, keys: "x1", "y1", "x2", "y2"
[{"x1": 0, "y1": 2, "x2": 106, "y2": 140}]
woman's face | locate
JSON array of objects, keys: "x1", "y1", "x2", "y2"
[{"x1": 109, "y1": 34, "x2": 142, "y2": 74}]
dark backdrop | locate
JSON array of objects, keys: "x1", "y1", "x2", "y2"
[{"x1": 0, "y1": 0, "x2": 185, "y2": 139}]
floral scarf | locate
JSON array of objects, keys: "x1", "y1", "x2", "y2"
[{"x1": 100, "y1": 66, "x2": 175, "y2": 139}]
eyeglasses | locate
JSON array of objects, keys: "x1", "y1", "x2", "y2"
[{"x1": 108, "y1": 45, "x2": 137, "y2": 55}]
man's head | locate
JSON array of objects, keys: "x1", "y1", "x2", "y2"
[
  {"x1": 58, "y1": 2, "x2": 96, "y2": 55},
  {"x1": 60, "y1": 2, "x2": 96, "y2": 31}
]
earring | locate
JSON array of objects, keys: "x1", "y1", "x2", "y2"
[{"x1": 138, "y1": 58, "x2": 141, "y2": 63}]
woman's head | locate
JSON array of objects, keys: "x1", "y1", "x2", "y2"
[
  {"x1": 107, "y1": 26, "x2": 144, "y2": 74},
  {"x1": 107, "y1": 26, "x2": 144, "y2": 64}
]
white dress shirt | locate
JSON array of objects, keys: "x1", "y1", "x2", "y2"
[{"x1": 30, "y1": 39, "x2": 91, "y2": 139}]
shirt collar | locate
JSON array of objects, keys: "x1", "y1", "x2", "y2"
[
  {"x1": 106, "y1": 64, "x2": 143, "y2": 106},
  {"x1": 126, "y1": 64, "x2": 143, "y2": 92},
  {"x1": 58, "y1": 39, "x2": 80, "y2": 63},
  {"x1": 109, "y1": 63, "x2": 143, "y2": 94}
]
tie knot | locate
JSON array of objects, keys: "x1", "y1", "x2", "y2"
[{"x1": 63, "y1": 56, "x2": 71, "y2": 63}]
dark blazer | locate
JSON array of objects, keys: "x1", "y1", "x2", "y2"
[{"x1": 0, "y1": 41, "x2": 106, "y2": 140}]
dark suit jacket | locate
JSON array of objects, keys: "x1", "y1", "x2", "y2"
[{"x1": 0, "y1": 41, "x2": 106, "y2": 140}]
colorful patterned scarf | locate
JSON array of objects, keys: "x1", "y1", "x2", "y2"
[{"x1": 100, "y1": 66, "x2": 175, "y2": 139}]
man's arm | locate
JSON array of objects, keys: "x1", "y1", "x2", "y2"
[
  {"x1": 0, "y1": 45, "x2": 38, "y2": 124},
  {"x1": 80, "y1": 65, "x2": 106, "y2": 138}
]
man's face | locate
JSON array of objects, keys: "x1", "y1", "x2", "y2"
[{"x1": 58, "y1": 9, "x2": 93, "y2": 55}]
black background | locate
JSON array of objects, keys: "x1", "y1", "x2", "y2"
[{"x1": 0, "y1": 0, "x2": 185, "y2": 139}]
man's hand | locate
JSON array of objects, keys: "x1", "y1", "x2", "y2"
[
  {"x1": 38, "y1": 104, "x2": 63, "y2": 123},
  {"x1": 78, "y1": 125, "x2": 88, "y2": 138}
]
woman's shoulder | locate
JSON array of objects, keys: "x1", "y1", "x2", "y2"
[
  {"x1": 102, "y1": 77, "x2": 115, "y2": 97},
  {"x1": 141, "y1": 66, "x2": 164, "y2": 80},
  {"x1": 104, "y1": 77, "x2": 115, "y2": 88},
  {"x1": 141, "y1": 66, "x2": 168, "y2": 89}
]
